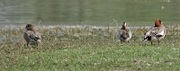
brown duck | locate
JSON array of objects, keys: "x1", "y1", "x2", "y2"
[
  {"x1": 118, "y1": 22, "x2": 132, "y2": 42},
  {"x1": 24, "y1": 24, "x2": 42, "y2": 46}
]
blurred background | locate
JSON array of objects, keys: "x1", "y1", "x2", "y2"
[{"x1": 0, "y1": 0, "x2": 180, "y2": 26}]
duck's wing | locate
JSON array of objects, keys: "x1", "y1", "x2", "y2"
[
  {"x1": 118, "y1": 29, "x2": 122, "y2": 38},
  {"x1": 127, "y1": 29, "x2": 132, "y2": 38},
  {"x1": 145, "y1": 27, "x2": 165, "y2": 38},
  {"x1": 154, "y1": 27, "x2": 166, "y2": 38},
  {"x1": 118, "y1": 29, "x2": 126, "y2": 40},
  {"x1": 118, "y1": 29, "x2": 131, "y2": 40},
  {"x1": 24, "y1": 31, "x2": 41, "y2": 42},
  {"x1": 144, "y1": 27, "x2": 158, "y2": 40}
]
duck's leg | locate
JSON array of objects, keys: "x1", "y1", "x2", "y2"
[
  {"x1": 158, "y1": 39, "x2": 160, "y2": 45},
  {"x1": 27, "y1": 43, "x2": 29, "y2": 47},
  {"x1": 36, "y1": 43, "x2": 39, "y2": 47},
  {"x1": 119, "y1": 40, "x2": 124, "y2": 46},
  {"x1": 120, "y1": 40, "x2": 122, "y2": 43},
  {"x1": 24, "y1": 42, "x2": 29, "y2": 48},
  {"x1": 151, "y1": 41, "x2": 153, "y2": 45}
]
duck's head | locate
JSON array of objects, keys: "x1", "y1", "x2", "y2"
[
  {"x1": 122, "y1": 22, "x2": 128, "y2": 29},
  {"x1": 155, "y1": 18, "x2": 163, "y2": 27},
  {"x1": 25, "y1": 24, "x2": 35, "y2": 31}
]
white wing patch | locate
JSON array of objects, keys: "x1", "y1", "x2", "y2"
[
  {"x1": 127, "y1": 31, "x2": 132, "y2": 39},
  {"x1": 157, "y1": 30, "x2": 164, "y2": 36}
]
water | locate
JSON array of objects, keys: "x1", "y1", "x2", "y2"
[{"x1": 0, "y1": 0, "x2": 180, "y2": 25}]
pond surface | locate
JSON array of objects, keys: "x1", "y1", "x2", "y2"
[{"x1": 0, "y1": 0, "x2": 180, "y2": 25}]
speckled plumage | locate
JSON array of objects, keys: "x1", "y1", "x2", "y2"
[
  {"x1": 118, "y1": 22, "x2": 132, "y2": 42},
  {"x1": 24, "y1": 24, "x2": 41, "y2": 46}
]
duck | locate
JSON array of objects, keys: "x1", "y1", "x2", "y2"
[
  {"x1": 118, "y1": 22, "x2": 132, "y2": 42},
  {"x1": 24, "y1": 24, "x2": 41, "y2": 46},
  {"x1": 144, "y1": 18, "x2": 166, "y2": 45}
]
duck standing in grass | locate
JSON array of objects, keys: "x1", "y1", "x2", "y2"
[
  {"x1": 144, "y1": 18, "x2": 166, "y2": 45},
  {"x1": 24, "y1": 24, "x2": 42, "y2": 46},
  {"x1": 118, "y1": 22, "x2": 132, "y2": 42}
]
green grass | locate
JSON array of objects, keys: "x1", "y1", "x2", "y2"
[
  {"x1": 1, "y1": 43, "x2": 180, "y2": 71},
  {"x1": 0, "y1": 26, "x2": 180, "y2": 71}
]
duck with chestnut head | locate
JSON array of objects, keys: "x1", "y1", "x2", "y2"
[
  {"x1": 24, "y1": 24, "x2": 42, "y2": 46},
  {"x1": 144, "y1": 18, "x2": 166, "y2": 45}
]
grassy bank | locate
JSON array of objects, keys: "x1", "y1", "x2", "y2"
[{"x1": 0, "y1": 26, "x2": 180, "y2": 71}]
